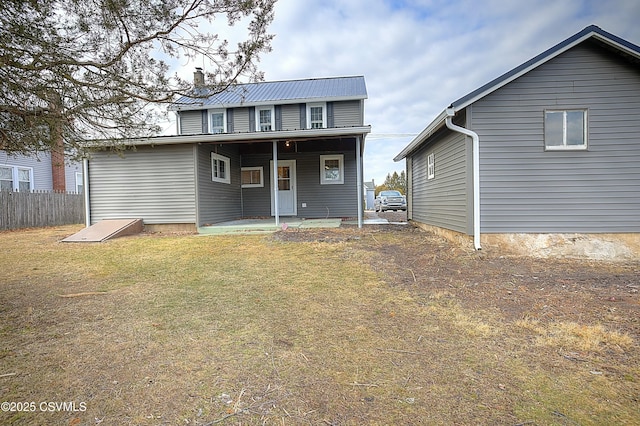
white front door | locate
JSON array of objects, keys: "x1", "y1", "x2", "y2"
[{"x1": 270, "y1": 160, "x2": 297, "y2": 216}]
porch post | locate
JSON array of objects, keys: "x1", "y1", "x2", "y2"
[
  {"x1": 272, "y1": 140, "x2": 279, "y2": 226},
  {"x1": 356, "y1": 136, "x2": 363, "y2": 228}
]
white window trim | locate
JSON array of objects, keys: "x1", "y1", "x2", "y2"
[
  {"x1": 320, "y1": 154, "x2": 344, "y2": 185},
  {"x1": 75, "y1": 172, "x2": 83, "y2": 193},
  {"x1": 544, "y1": 109, "x2": 588, "y2": 151},
  {"x1": 306, "y1": 102, "x2": 327, "y2": 129},
  {"x1": 209, "y1": 109, "x2": 227, "y2": 134},
  {"x1": 427, "y1": 153, "x2": 435, "y2": 180},
  {"x1": 241, "y1": 166, "x2": 264, "y2": 188},
  {"x1": 0, "y1": 165, "x2": 34, "y2": 192},
  {"x1": 211, "y1": 153, "x2": 231, "y2": 184},
  {"x1": 255, "y1": 106, "x2": 275, "y2": 132}
]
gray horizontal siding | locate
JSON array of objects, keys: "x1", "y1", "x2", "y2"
[
  {"x1": 409, "y1": 130, "x2": 469, "y2": 233},
  {"x1": 241, "y1": 143, "x2": 359, "y2": 218},
  {"x1": 179, "y1": 101, "x2": 364, "y2": 136},
  {"x1": 1, "y1": 151, "x2": 53, "y2": 191},
  {"x1": 179, "y1": 110, "x2": 203, "y2": 135},
  {"x1": 197, "y1": 144, "x2": 242, "y2": 225},
  {"x1": 233, "y1": 107, "x2": 251, "y2": 133},
  {"x1": 89, "y1": 145, "x2": 196, "y2": 224},
  {"x1": 281, "y1": 104, "x2": 301, "y2": 130},
  {"x1": 333, "y1": 100, "x2": 363, "y2": 127},
  {"x1": 472, "y1": 42, "x2": 640, "y2": 233}
]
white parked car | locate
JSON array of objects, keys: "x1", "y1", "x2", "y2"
[{"x1": 374, "y1": 190, "x2": 407, "y2": 212}]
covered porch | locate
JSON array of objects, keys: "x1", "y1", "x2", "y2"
[{"x1": 196, "y1": 129, "x2": 369, "y2": 229}]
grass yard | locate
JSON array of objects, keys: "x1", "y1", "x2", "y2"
[{"x1": 0, "y1": 224, "x2": 639, "y2": 425}]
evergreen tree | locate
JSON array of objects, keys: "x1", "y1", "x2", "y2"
[{"x1": 0, "y1": 0, "x2": 275, "y2": 159}]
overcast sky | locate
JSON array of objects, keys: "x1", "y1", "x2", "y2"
[{"x1": 168, "y1": 0, "x2": 640, "y2": 186}]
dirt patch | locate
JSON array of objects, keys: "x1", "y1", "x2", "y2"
[{"x1": 275, "y1": 224, "x2": 640, "y2": 339}]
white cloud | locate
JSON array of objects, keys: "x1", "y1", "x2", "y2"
[{"x1": 167, "y1": 0, "x2": 640, "y2": 186}]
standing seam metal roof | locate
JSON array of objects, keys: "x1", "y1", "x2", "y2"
[{"x1": 171, "y1": 76, "x2": 367, "y2": 110}]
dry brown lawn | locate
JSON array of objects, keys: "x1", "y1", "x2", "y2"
[{"x1": 0, "y1": 224, "x2": 638, "y2": 425}]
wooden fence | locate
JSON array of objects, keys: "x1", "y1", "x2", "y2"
[{"x1": 0, "y1": 191, "x2": 85, "y2": 230}]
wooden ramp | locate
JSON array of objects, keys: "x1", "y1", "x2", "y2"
[{"x1": 62, "y1": 219, "x2": 143, "y2": 243}]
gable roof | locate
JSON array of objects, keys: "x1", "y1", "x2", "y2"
[
  {"x1": 394, "y1": 25, "x2": 640, "y2": 161},
  {"x1": 170, "y1": 76, "x2": 367, "y2": 111}
]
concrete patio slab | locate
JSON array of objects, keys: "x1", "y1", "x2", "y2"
[{"x1": 198, "y1": 218, "x2": 342, "y2": 235}]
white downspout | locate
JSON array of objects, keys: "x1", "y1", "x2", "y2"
[
  {"x1": 445, "y1": 108, "x2": 481, "y2": 250},
  {"x1": 82, "y1": 157, "x2": 90, "y2": 227},
  {"x1": 356, "y1": 136, "x2": 363, "y2": 228},
  {"x1": 272, "y1": 141, "x2": 279, "y2": 227}
]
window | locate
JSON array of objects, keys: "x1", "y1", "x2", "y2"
[
  {"x1": 320, "y1": 154, "x2": 344, "y2": 185},
  {"x1": 209, "y1": 109, "x2": 226, "y2": 134},
  {"x1": 0, "y1": 166, "x2": 13, "y2": 191},
  {"x1": 256, "y1": 106, "x2": 274, "y2": 131},
  {"x1": 0, "y1": 165, "x2": 33, "y2": 192},
  {"x1": 241, "y1": 167, "x2": 263, "y2": 188},
  {"x1": 307, "y1": 103, "x2": 326, "y2": 129},
  {"x1": 427, "y1": 153, "x2": 434, "y2": 180},
  {"x1": 545, "y1": 110, "x2": 587, "y2": 150},
  {"x1": 75, "y1": 172, "x2": 83, "y2": 193},
  {"x1": 211, "y1": 153, "x2": 230, "y2": 184}
]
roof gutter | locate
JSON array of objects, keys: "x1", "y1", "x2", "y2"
[
  {"x1": 83, "y1": 126, "x2": 372, "y2": 148},
  {"x1": 445, "y1": 108, "x2": 481, "y2": 250}
]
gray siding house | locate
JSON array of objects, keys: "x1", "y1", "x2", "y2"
[
  {"x1": 395, "y1": 26, "x2": 640, "y2": 255},
  {"x1": 1, "y1": 150, "x2": 82, "y2": 193},
  {"x1": 86, "y1": 75, "x2": 370, "y2": 230}
]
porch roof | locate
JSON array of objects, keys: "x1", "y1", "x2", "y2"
[{"x1": 86, "y1": 126, "x2": 371, "y2": 148}]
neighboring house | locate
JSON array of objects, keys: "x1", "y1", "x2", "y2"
[
  {"x1": 364, "y1": 180, "x2": 375, "y2": 210},
  {"x1": 1, "y1": 150, "x2": 83, "y2": 193},
  {"x1": 85, "y1": 74, "x2": 370, "y2": 231},
  {"x1": 394, "y1": 25, "x2": 640, "y2": 257}
]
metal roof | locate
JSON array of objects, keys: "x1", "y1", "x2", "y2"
[
  {"x1": 170, "y1": 76, "x2": 367, "y2": 111},
  {"x1": 394, "y1": 25, "x2": 640, "y2": 162}
]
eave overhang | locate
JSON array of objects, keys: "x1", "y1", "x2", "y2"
[{"x1": 85, "y1": 126, "x2": 372, "y2": 149}]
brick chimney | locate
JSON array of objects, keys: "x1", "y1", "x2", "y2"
[
  {"x1": 51, "y1": 132, "x2": 66, "y2": 192},
  {"x1": 194, "y1": 67, "x2": 205, "y2": 86}
]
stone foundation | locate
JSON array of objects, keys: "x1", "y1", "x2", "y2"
[{"x1": 410, "y1": 220, "x2": 640, "y2": 260}]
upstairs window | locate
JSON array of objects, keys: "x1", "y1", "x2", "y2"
[
  {"x1": 545, "y1": 110, "x2": 587, "y2": 150},
  {"x1": 307, "y1": 103, "x2": 326, "y2": 129},
  {"x1": 256, "y1": 106, "x2": 274, "y2": 131},
  {"x1": 211, "y1": 153, "x2": 230, "y2": 184},
  {"x1": 209, "y1": 109, "x2": 226, "y2": 134}
]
